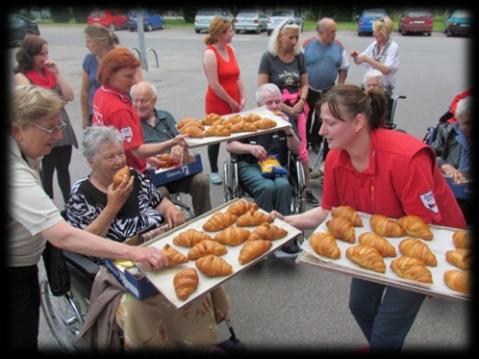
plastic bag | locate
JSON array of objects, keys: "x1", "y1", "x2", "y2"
[{"x1": 258, "y1": 154, "x2": 288, "y2": 179}]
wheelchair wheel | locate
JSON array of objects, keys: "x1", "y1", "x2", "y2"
[{"x1": 40, "y1": 265, "x2": 92, "y2": 351}]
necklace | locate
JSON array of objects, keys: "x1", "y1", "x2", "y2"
[{"x1": 372, "y1": 40, "x2": 391, "y2": 62}]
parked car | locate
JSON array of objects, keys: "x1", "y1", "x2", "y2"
[
  {"x1": 357, "y1": 8, "x2": 388, "y2": 36},
  {"x1": 194, "y1": 8, "x2": 234, "y2": 34},
  {"x1": 87, "y1": 9, "x2": 128, "y2": 31},
  {"x1": 444, "y1": 9, "x2": 472, "y2": 37},
  {"x1": 267, "y1": 9, "x2": 303, "y2": 35},
  {"x1": 399, "y1": 9, "x2": 433, "y2": 36},
  {"x1": 234, "y1": 10, "x2": 268, "y2": 34},
  {"x1": 127, "y1": 9, "x2": 164, "y2": 32},
  {"x1": 9, "y1": 14, "x2": 40, "y2": 47}
]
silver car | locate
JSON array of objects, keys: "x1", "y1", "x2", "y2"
[
  {"x1": 234, "y1": 10, "x2": 268, "y2": 34},
  {"x1": 194, "y1": 8, "x2": 234, "y2": 34},
  {"x1": 267, "y1": 9, "x2": 303, "y2": 35}
]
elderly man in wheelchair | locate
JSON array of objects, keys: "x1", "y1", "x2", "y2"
[
  {"x1": 42, "y1": 125, "x2": 235, "y2": 352},
  {"x1": 225, "y1": 83, "x2": 304, "y2": 256}
]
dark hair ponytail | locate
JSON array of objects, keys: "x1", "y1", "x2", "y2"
[{"x1": 366, "y1": 88, "x2": 387, "y2": 129}]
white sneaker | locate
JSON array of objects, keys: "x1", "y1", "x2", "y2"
[{"x1": 209, "y1": 172, "x2": 222, "y2": 185}]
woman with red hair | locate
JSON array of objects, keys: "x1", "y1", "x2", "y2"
[{"x1": 92, "y1": 47, "x2": 185, "y2": 173}]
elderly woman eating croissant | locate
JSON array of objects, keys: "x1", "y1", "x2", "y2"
[{"x1": 65, "y1": 126, "x2": 230, "y2": 350}]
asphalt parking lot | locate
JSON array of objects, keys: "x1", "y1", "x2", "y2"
[{"x1": 9, "y1": 25, "x2": 472, "y2": 353}]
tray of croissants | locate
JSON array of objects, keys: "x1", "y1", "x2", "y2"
[
  {"x1": 178, "y1": 106, "x2": 292, "y2": 148},
  {"x1": 298, "y1": 206, "x2": 471, "y2": 301},
  {"x1": 139, "y1": 198, "x2": 302, "y2": 308}
]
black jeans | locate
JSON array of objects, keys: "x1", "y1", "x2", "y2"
[
  {"x1": 207, "y1": 143, "x2": 220, "y2": 173},
  {"x1": 306, "y1": 88, "x2": 329, "y2": 160},
  {"x1": 41, "y1": 144, "x2": 72, "y2": 203},
  {"x1": 7, "y1": 265, "x2": 40, "y2": 351}
]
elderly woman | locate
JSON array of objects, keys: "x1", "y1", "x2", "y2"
[
  {"x1": 8, "y1": 85, "x2": 166, "y2": 350},
  {"x1": 66, "y1": 125, "x2": 230, "y2": 350},
  {"x1": 66, "y1": 126, "x2": 186, "y2": 241},
  {"x1": 14, "y1": 34, "x2": 78, "y2": 204},
  {"x1": 258, "y1": 19, "x2": 318, "y2": 208},
  {"x1": 203, "y1": 16, "x2": 246, "y2": 185},
  {"x1": 92, "y1": 47, "x2": 185, "y2": 173},
  {"x1": 80, "y1": 24, "x2": 119, "y2": 129},
  {"x1": 351, "y1": 16, "x2": 399, "y2": 97},
  {"x1": 273, "y1": 84, "x2": 466, "y2": 351}
]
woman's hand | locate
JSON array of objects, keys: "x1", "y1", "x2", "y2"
[
  {"x1": 270, "y1": 210, "x2": 285, "y2": 220},
  {"x1": 170, "y1": 145, "x2": 185, "y2": 165},
  {"x1": 106, "y1": 175, "x2": 134, "y2": 212},
  {"x1": 441, "y1": 164, "x2": 466, "y2": 184},
  {"x1": 172, "y1": 134, "x2": 187, "y2": 147},
  {"x1": 131, "y1": 246, "x2": 168, "y2": 270},
  {"x1": 228, "y1": 99, "x2": 241, "y2": 113},
  {"x1": 162, "y1": 200, "x2": 187, "y2": 229},
  {"x1": 249, "y1": 144, "x2": 268, "y2": 161},
  {"x1": 239, "y1": 97, "x2": 246, "y2": 111},
  {"x1": 44, "y1": 59, "x2": 59, "y2": 74},
  {"x1": 292, "y1": 100, "x2": 304, "y2": 116}
]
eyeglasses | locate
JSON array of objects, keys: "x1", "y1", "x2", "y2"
[
  {"x1": 280, "y1": 19, "x2": 296, "y2": 31},
  {"x1": 133, "y1": 98, "x2": 152, "y2": 105},
  {"x1": 265, "y1": 99, "x2": 281, "y2": 106},
  {"x1": 32, "y1": 120, "x2": 66, "y2": 135}
]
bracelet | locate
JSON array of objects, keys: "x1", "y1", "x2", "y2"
[
  {"x1": 286, "y1": 134, "x2": 294, "y2": 137},
  {"x1": 300, "y1": 97, "x2": 306, "y2": 103}
]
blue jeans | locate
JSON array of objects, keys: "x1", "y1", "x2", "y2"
[
  {"x1": 349, "y1": 278, "x2": 425, "y2": 351},
  {"x1": 238, "y1": 161, "x2": 292, "y2": 215}
]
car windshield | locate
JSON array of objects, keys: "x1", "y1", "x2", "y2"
[
  {"x1": 198, "y1": 9, "x2": 225, "y2": 16},
  {"x1": 237, "y1": 12, "x2": 257, "y2": 18},
  {"x1": 90, "y1": 10, "x2": 105, "y2": 17},
  {"x1": 363, "y1": 10, "x2": 386, "y2": 17},
  {"x1": 408, "y1": 11, "x2": 432, "y2": 17},
  {"x1": 271, "y1": 11, "x2": 294, "y2": 17},
  {"x1": 452, "y1": 10, "x2": 470, "y2": 17}
]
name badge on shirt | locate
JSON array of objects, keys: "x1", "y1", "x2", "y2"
[
  {"x1": 420, "y1": 191, "x2": 439, "y2": 213},
  {"x1": 121, "y1": 127, "x2": 133, "y2": 143}
]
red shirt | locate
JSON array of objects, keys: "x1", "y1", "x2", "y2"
[
  {"x1": 92, "y1": 85, "x2": 147, "y2": 172},
  {"x1": 204, "y1": 44, "x2": 241, "y2": 115},
  {"x1": 321, "y1": 129, "x2": 466, "y2": 229}
]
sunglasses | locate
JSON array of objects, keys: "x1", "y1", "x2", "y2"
[
  {"x1": 32, "y1": 120, "x2": 67, "y2": 135},
  {"x1": 280, "y1": 19, "x2": 296, "y2": 31}
]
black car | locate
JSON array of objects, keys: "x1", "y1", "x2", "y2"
[{"x1": 9, "y1": 14, "x2": 40, "y2": 47}]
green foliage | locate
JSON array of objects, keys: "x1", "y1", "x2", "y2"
[{"x1": 50, "y1": 7, "x2": 71, "y2": 23}]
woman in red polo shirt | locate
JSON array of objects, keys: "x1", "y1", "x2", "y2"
[
  {"x1": 92, "y1": 47, "x2": 185, "y2": 173},
  {"x1": 274, "y1": 84, "x2": 466, "y2": 351}
]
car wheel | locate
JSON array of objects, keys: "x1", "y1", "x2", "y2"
[
  {"x1": 236, "y1": 29, "x2": 240, "y2": 34},
  {"x1": 267, "y1": 30, "x2": 272, "y2": 36},
  {"x1": 109, "y1": 24, "x2": 116, "y2": 32},
  {"x1": 427, "y1": 32, "x2": 432, "y2": 36},
  {"x1": 195, "y1": 29, "x2": 200, "y2": 34},
  {"x1": 446, "y1": 28, "x2": 452, "y2": 37}
]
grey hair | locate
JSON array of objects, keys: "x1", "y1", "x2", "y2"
[
  {"x1": 82, "y1": 126, "x2": 124, "y2": 160},
  {"x1": 130, "y1": 81, "x2": 158, "y2": 98},
  {"x1": 268, "y1": 19, "x2": 302, "y2": 56},
  {"x1": 455, "y1": 96, "x2": 471, "y2": 119},
  {"x1": 10, "y1": 85, "x2": 64, "y2": 127},
  {"x1": 256, "y1": 83, "x2": 281, "y2": 105},
  {"x1": 363, "y1": 69, "x2": 384, "y2": 87}
]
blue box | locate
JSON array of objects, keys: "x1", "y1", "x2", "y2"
[
  {"x1": 445, "y1": 176, "x2": 471, "y2": 201},
  {"x1": 104, "y1": 236, "x2": 158, "y2": 300},
  {"x1": 147, "y1": 154, "x2": 203, "y2": 187}
]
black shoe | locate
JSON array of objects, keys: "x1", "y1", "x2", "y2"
[
  {"x1": 305, "y1": 190, "x2": 319, "y2": 207},
  {"x1": 281, "y1": 240, "x2": 301, "y2": 254}
]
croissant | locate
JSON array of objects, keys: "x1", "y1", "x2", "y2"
[
  {"x1": 196, "y1": 254, "x2": 233, "y2": 277},
  {"x1": 236, "y1": 210, "x2": 274, "y2": 227},
  {"x1": 331, "y1": 206, "x2": 363, "y2": 227},
  {"x1": 390, "y1": 256, "x2": 433, "y2": 284},
  {"x1": 187, "y1": 239, "x2": 227, "y2": 260},
  {"x1": 326, "y1": 217, "x2": 355, "y2": 243},
  {"x1": 254, "y1": 118, "x2": 277, "y2": 129},
  {"x1": 224, "y1": 114, "x2": 243, "y2": 125},
  {"x1": 309, "y1": 232, "x2": 341, "y2": 259},
  {"x1": 173, "y1": 268, "x2": 199, "y2": 300},
  {"x1": 453, "y1": 230, "x2": 471, "y2": 249},
  {"x1": 243, "y1": 113, "x2": 261, "y2": 123},
  {"x1": 176, "y1": 117, "x2": 203, "y2": 130},
  {"x1": 162, "y1": 244, "x2": 188, "y2": 267},
  {"x1": 156, "y1": 153, "x2": 180, "y2": 168},
  {"x1": 397, "y1": 215, "x2": 433, "y2": 241},
  {"x1": 249, "y1": 223, "x2": 287, "y2": 241},
  {"x1": 180, "y1": 125, "x2": 204, "y2": 138},
  {"x1": 214, "y1": 226, "x2": 251, "y2": 246},
  {"x1": 238, "y1": 239, "x2": 272, "y2": 265},
  {"x1": 201, "y1": 113, "x2": 222, "y2": 125},
  {"x1": 112, "y1": 166, "x2": 130, "y2": 188},
  {"x1": 346, "y1": 244, "x2": 386, "y2": 273},
  {"x1": 370, "y1": 214, "x2": 406, "y2": 237},
  {"x1": 445, "y1": 249, "x2": 471, "y2": 270},
  {"x1": 399, "y1": 238, "x2": 437, "y2": 266},
  {"x1": 202, "y1": 212, "x2": 237, "y2": 232},
  {"x1": 173, "y1": 229, "x2": 213, "y2": 247},
  {"x1": 205, "y1": 125, "x2": 231, "y2": 137},
  {"x1": 444, "y1": 270, "x2": 469, "y2": 294},
  {"x1": 358, "y1": 232, "x2": 397, "y2": 257},
  {"x1": 226, "y1": 199, "x2": 259, "y2": 217}
]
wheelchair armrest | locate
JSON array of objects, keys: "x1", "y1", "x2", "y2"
[{"x1": 63, "y1": 251, "x2": 100, "y2": 279}]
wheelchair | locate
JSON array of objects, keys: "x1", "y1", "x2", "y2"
[
  {"x1": 223, "y1": 134, "x2": 306, "y2": 215},
  {"x1": 40, "y1": 213, "x2": 245, "y2": 352}
]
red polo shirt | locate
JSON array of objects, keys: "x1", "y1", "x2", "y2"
[
  {"x1": 92, "y1": 85, "x2": 147, "y2": 172},
  {"x1": 321, "y1": 129, "x2": 466, "y2": 229}
]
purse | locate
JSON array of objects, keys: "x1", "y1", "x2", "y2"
[{"x1": 42, "y1": 241, "x2": 71, "y2": 296}]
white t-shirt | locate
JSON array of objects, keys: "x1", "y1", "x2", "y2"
[
  {"x1": 360, "y1": 39, "x2": 400, "y2": 89},
  {"x1": 8, "y1": 136, "x2": 62, "y2": 267}
]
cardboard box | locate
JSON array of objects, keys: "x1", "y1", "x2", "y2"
[
  {"x1": 104, "y1": 235, "x2": 158, "y2": 300},
  {"x1": 445, "y1": 176, "x2": 471, "y2": 201},
  {"x1": 146, "y1": 154, "x2": 203, "y2": 187}
]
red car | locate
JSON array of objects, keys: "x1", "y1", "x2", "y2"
[
  {"x1": 87, "y1": 9, "x2": 128, "y2": 31},
  {"x1": 399, "y1": 9, "x2": 434, "y2": 36}
]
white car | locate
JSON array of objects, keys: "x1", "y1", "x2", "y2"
[
  {"x1": 194, "y1": 8, "x2": 234, "y2": 34},
  {"x1": 267, "y1": 9, "x2": 303, "y2": 35},
  {"x1": 234, "y1": 10, "x2": 268, "y2": 34}
]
